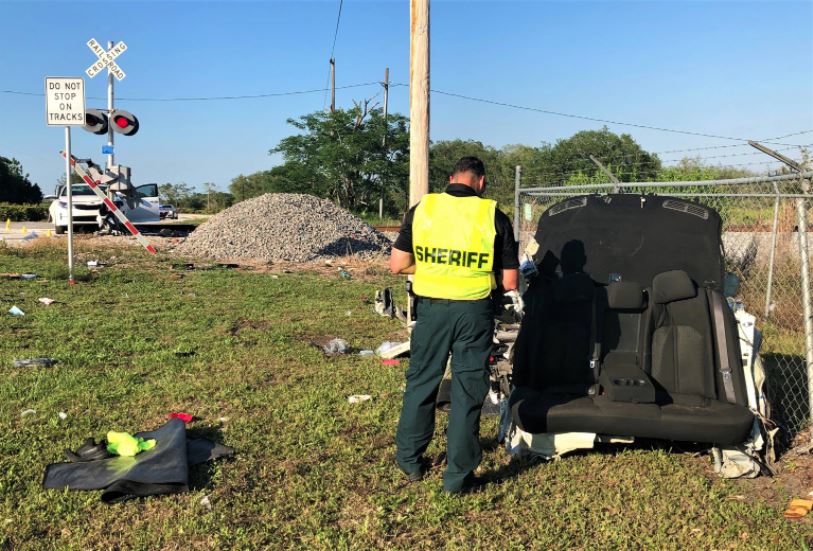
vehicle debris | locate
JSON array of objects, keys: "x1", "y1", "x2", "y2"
[
  {"x1": 322, "y1": 338, "x2": 350, "y2": 355},
  {"x1": 13, "y1": 358, "x2": 57, "y2": 368},
  {"x1": 38, "y1": 298, "x2": 55, "y2": 306},
  {"x1": 9, "y1": 306, "x2": 25, "y2": 316},
  {"x1": 348, "y1": 394, "x2": 372, "y2": 404},
  {"x1": 21, "y1": 409, "x2": 36, "y2": 417},
  {"x1": 169, "y1": 412, "x2": 194, "y2": 423},
  {"x1": 377, "y1": 340, "x2": 410, "y2": 359},
  {"x1": 338, "y1": 267, "x2": 351, "y2": 279},
  {"x1": 58, "y1": 412, "x2": 68, "y2": 421},
  {"x1": 358, "y1": 350, "x2": 375, "y2": 357},
  {"x1": 200, "y1": 495, "x2": 212, "y2": 511},
  {"x1": 784, "y1": 498, "x2": 813, "y2": 519}
]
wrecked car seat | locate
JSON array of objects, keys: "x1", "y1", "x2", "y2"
[{"x1": 510, "y1": 194, "x2": 755, "y2": 447}]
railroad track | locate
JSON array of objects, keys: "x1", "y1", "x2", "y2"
[{"x1": 374, "y1": 225, "x2": 401, "y2": 232}]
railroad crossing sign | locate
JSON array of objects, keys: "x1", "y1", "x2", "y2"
[
  {"x1": 45, "y1": 77, "x2": 86, "y2": 126},
  {"x1": 85, "y1": 38, "x2": 127, "y2": 80}
]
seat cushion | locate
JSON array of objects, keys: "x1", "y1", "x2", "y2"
[{"x1": 510, "y1": 386, "x2": 754, "y2": 446}]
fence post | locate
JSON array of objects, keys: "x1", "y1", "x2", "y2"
[
  {"x1": 513, "y1": 165, "x2": 521, "y2": 242},
  {"x1": 797, "y1": 178, "x2": 813, "y2": 444},
  {"x1": 764, "y1": 181, "x2": 781, "y2": 319}
]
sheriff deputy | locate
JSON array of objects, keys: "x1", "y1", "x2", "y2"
[{"x1": 389, "y1": 156, "x2": 522, "y2": 494}]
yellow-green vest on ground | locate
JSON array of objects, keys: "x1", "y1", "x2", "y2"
[{"x1": 412, "y1": 193, "x2": 497, "y2": 300}]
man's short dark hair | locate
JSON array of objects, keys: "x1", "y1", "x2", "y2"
[{"x1": 453, "y1": 156, "x2": 486, "y2": 178}]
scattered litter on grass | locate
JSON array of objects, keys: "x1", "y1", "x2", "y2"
[
  {"x1": 87, "y1": 260, "x2": 99, "y2": 268},
  {"x1": 378, "y1": 340, "x2": 410, "y2": 359},
  {"x1": 345, "y1": 310, "x2": 352, "y2": 317},
  {"x1": 21, "y1": 273, "x2": 37, "y2": 280},
  {"x1": 783, "y1": 498, "x2": 813, "y2": 519},
  {"x1": 338, "y1": 267, "x2": 352, "y2": 280},
  {"x1": 376, "y1": 341, "x2": 399, "y2": 355},
  {"x1": 382, "y1": 359, "x2": 400, "y2": 366},
  {"x1": 58, "y1": 412, "x2": 68, "y2": 421},
  {"x1": 38, "y1": 298, "x2": 55, "y2": 306},
  {"x1": 13, "y1": 358, "x2": 57, "y2": 368},
  {"x1": 348, "y1": 394, "x2": 372, "y2": 404},
  {"x1": 9, "y1": 306, "x2": 25, "y2": 316},
  {"x1": 358, "y1": 350, "x2": 375, "y2": 357},
  {"x1": 323, "y1": 338, "x2": 350, "y2": 355},
  {"x1": 374, "y1": 288, "x2": 394, "y2": 317},
  {"x1": 1, "y1": 273, "x2": 21, "y2": 279},
  {"x1": 174, "y1": 350, "x2": 195, "y2": 357},
  {"x1": 20, "y1": 409, "x2": 36, "y2": 417},
  {"x1": 218, "y1": 416, "x2": 229, "y2": 424},
  {"x1": 271, "y1": 275, "x2": 279, "y2": 279},
  {"x1": 200, "y1": 495, "x2": 212, "y2": 511},
  {"x1": 169, "y1": 412, "x2": 193, "y2": 423}
]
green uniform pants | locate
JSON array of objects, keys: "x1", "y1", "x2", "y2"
[{"x1": 395, "y1": 297, "x2": 494, "y2": 492}]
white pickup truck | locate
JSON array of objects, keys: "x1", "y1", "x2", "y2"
[{"x1": 46, "y1": 182, "x2": 161, "y2": 234}]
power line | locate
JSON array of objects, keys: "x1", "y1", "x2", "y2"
[
  {"x1": 1, "y1": 82, "x2": 380, "y2": 102},
  {"x1": 390, "y1": 82, "x2": 812, "y2": 145},
  {"x1": 330, "y1": 0, "x2": 344, "y2": 60}
]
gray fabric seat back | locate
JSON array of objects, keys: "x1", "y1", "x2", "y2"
[
  {"x1": 649, "y1": 270, "x2": 716, "y2": 406},
  {"x1": 601, "y1": 281, "x2": 646, "y2": 369}
]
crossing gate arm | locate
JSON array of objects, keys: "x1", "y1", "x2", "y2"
[{"x1": 59, "y1": 151, "x2": 157, "y2": 255}]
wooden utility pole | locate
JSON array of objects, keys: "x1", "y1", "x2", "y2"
[
  {"x1": 409, "y1": 0, "x2": 429, "y2": 207},
  {"x1": 330, "y1": 58, "x2": 336, "y2": 113},
  {"x1": 380, "y1": 67, "x2": 390, "y2": 219}
]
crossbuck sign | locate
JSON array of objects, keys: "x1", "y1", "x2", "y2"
[{"x1": 85, "y1": 39, "x2": 127, "y2": 80}]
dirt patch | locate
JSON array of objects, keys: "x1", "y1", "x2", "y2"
[
  {"x1": 228, "y1": 318, "x2": 274, "y2": 336},
  {"x1": 732, "y1": 441, "x2": 813, "y2": 524}
]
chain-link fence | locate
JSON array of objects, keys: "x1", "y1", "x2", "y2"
[{"x1": 515, "y1": 171, "x2": 813, "y2": 449}]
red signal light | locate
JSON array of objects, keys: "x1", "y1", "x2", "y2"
[{"x1": 109, "y1": 109, "x2": 139, "y2": 136}]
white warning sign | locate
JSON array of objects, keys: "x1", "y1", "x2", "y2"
[{"x1": 45, "y1": 77, "x2": 86, "y2": 126}]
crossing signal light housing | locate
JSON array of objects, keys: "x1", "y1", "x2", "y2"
[
  {"x1": 83, "y1": 109, "x2": 109, "y2": 135},
  {"x1": 110, "y1": 110, "x2": 139, "y2": 136}
]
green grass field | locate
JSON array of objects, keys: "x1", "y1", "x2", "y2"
[{"x1": 1, "y1": 242, "x2": 811, "y2": 550}]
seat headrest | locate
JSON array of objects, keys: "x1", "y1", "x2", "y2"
[
  {"x1": 553, "y1": 272, "x2": 594, "y2": 304},
  {"x1": 607, "y1": 281, "x2": 644, "y2": 310},
  {"x1": 652, "y1": 270, "x2": 696, "y2": 304}
]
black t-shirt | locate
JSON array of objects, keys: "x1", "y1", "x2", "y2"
[{"x1": 392, "y1": 184, "x2": 519, "y2": 272}]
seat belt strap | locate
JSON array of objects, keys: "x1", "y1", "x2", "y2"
[
  {"x1": 711, "y1": 290, "x2": 737, "y2": 403},
  {"x1": 588, "y1": 286, "x2": 603, "y2": 393}
]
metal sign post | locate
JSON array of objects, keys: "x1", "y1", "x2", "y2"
[
  {"x1": 85, "y1": 38, "x2": 127, "y2": 169},
  {"x1": 45, "y1": 76, "x2": 86, "y2": 284}
]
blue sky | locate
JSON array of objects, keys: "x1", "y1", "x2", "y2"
[{"x1": 1, "y1": 0, "x2": 811, "y2": 193}]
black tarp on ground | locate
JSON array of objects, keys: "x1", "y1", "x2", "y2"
[{"x1": 43, "y1": 418, "x2": 233, "y2": 503}]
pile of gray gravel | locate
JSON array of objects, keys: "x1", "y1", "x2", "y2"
[{"x1": 174, "y1": 193, "x2": 391, "y2": 263}]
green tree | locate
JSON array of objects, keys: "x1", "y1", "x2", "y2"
[
  {"x1": 265, "y1": 103, "x2": 410, "y2": 213},
  {"x1": 536, "y1": 127, "x2": 661, "y2": 185},
  {"x1": 158, "y1": 183, "x2": 193, "y2": 205},
  {"x1": 0, "y1": 156, "x2": 42, "y2": 203},
  {"x1": 656, "y1": 157, "x2": 753, "y2": 181},
  {"x1": 429, "y1": 140, "x2": 514, "y2": 207}
]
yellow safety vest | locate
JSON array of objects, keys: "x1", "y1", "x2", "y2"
[{"x1": 412, "y1": 193, "x2": 497, "y2": 300}]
